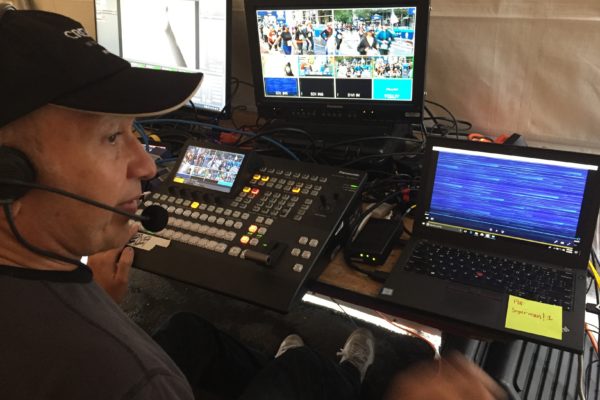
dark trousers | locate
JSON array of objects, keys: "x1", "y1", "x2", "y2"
[{"x1": 153, "y1": 312, "x2": 361, "y2": 400}]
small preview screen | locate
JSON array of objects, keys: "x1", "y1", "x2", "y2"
[{"x1": 173, "y1": 146, "x2": 245, "y2": 193}]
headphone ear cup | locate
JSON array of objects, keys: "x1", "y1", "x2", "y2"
[{"x1": 0, "y1": 146, "x2": 37, "y2": 201}]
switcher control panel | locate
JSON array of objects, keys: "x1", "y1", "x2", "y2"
[{"x1": 130, "y1": 140, "x2": 366, "y2": 311}]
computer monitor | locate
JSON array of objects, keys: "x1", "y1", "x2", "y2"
[
  {"x1": 94, "y1": 0, "x2": 231, "y2": 117},
  {"x1": 245, "y1": 0, "x2": 430, "y2": 126}
]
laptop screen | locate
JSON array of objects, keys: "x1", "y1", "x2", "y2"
[{"x1": 422, "y1": 146, "x2": 598, "y2": 256}]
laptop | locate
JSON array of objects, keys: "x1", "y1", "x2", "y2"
[{"x1": 379, "y1": 138, "x2": 600, "y2": 353}]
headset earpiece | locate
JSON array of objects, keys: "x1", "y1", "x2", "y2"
[{"x1": 0, "y1": 146, "x2": 36, "y2": 201}]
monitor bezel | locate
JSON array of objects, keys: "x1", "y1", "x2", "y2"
[
  {"x1": 244, "y1": 0, "x2": 430, "y2": 124},
  {"x1": 93, "y1": 0, "x2": 232, "y2": 119}
]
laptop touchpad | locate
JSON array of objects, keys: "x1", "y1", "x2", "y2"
[{"x1": 444, "y1": 286, "x2": 504, "y2": 326}]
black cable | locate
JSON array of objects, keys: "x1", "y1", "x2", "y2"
[
  {"x1": 316, "y1": 135, "x2": 422, "y2": 156},
  {"x1": 424, "y1": 105, "x2": 445, "y2": 135},
  {"x1": 584, "y1": 358, "x2": 599, "y2": 397},
  {"x1": 2, "y1": 202, "x2": 86, "y2": 269},
  {"x1": 424, "y1": 116, "x2": 472, "y2": 132},
  {"x1": 237, "y1": 127, "x2": 316, "y2": 150},
  {"x1": 339, "y1": 151, "x2": 423, "y2": 168},
  {"x1": 425, "y1": 99, "x2": 460, "y2": 139}
]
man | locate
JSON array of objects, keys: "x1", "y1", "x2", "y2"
[
  {"x1": 376, "y1": 23, "x2": 395, "y2": 55},
  {"x1": 0, "y1": 7, "x2": 505, "y2": 400}
]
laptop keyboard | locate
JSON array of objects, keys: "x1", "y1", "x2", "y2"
[{"x1": 405, "y1": 241, "x2": 575, "y2": 311}]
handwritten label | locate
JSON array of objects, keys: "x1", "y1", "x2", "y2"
[{"x1": 505, "y1": 295, "x2": 562, "y2": 340}]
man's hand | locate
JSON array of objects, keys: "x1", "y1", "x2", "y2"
[
  {"x1": 87, "y1": 227, "x2": 138, "y2": 303},
  {"x1": 384, "y1": 352, "x2": 507, "y2": 400}
]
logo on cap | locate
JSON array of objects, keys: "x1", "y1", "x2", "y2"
[{"x1": 64, "y1": 27, "x2": 90, "y2": 39}]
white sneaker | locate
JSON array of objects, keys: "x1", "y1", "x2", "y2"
[
  {"x1": 275, "y1": 334, "x2": 304, "y2": 358},
  {"x1": 337, "y1": 328, "x2": 375, "y2": 382}
]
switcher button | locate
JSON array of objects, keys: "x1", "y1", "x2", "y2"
[
  {"x1": 228, "y1": 247, "x2": 242, "y2": 257},
  {"x1": 301, "y1": 250, "x2": 312, "y2": 259},
  {"x1": 257, "y1": 227, "x2": 267, "y2": 235},
  {"x1": 255, "y1": 216, "x2": 265, "y2": 223},
  {"x1": 225, "y1": 232, "x2": 236, "y2": 241},
  {"x1": 240, "y1": 235, "x2": 250, "y2": 244},
  {"x1": 183, "y1": 210, "x2": 192, "y2": 217},
  {"x1": 265, "y1": 218, "x2": 274, "y2": 225},
  {"x1": 234, "y1": 221, "x2": 243, "y2": 229},
  {"x1": 216, "y1": 218, "x2": 225, "y2": 225},
  {"x1": 291, "y1": 248, "x2": 301, "y2": 257},
  {"x1": 241, "y1": 213, "x2": 250, "y2": 220},
  {"x1": 293, "y1": 264, "x2": 304, "y2": 273},
  {"x1": 215, "y1": 243, "x2": 227, "y2": 253},
  {"x1": 249, "y1": 238, "x2": 259, "y2": 246},
  {"x1": 243, "y1": 186, "x2": 251, "y2": 193},
  {"x1": 248, "y1": 225, "x2": 258, "y2": 233},
  {"x1": 207, "y1": 205, "x2": 216, "y2": 212},
  {"x1": 309, "y1": 239, "x2": 319, "y2": 247},
  {"x1": 191, "y1": 211, "x2": 200, "y2": 219},
  {"x1": 224, "y1": 219, "x2": 234, "y2": 227},
  {"x1": 299, "y1": 236, "x2": 309, "y2": 245},
  {"x1": 175, "y1": 208, "x2": 184, "y2": 215}
]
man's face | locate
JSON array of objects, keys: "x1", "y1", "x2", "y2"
[{"x1": 16, "y1": 106, "x2": 156, "y2": 256}]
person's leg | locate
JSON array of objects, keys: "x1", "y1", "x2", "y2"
[
  {"x1": 239, "y1": 347, "x2": 361, "y2": 400},
  {"x1": 153, "y1": 312, "x2": 268, "y2": 399},
  {"x1": 239, "y1": 328, "x2": 374, "y2": 400}
]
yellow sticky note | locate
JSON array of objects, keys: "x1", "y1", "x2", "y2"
[{"x1": 505, "y1": 295, "x2": 562, "y2": 340}]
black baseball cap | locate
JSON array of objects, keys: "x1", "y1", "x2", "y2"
[{"x1": 0, "y1": 9, "x2": 203, "y2": 128}]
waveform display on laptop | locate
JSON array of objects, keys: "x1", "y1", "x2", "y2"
[{"x1": 427, "y1": 151, "x2": 589, "y2": 249}]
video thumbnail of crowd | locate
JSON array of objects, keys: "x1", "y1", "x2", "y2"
[
  {"x1": 175, "y1": 146, "x2": 245, "y2": 192},
  {"x1": 256, "y1": 7, "x2": 417, "y2": 101}
]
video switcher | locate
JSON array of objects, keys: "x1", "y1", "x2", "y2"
[{"x1": 129, "y1": 140, "x2": 366, "y2": 311}]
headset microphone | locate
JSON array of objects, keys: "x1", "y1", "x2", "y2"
[{"x1": 0, "y1": 178, "x2": 168, "y2": 232}]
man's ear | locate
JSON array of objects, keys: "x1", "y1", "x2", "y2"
[{"x1": 0, "y1": 200, "x2": 22, "y2": 221}]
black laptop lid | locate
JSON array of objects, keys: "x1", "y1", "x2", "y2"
[{"x1": 413, "y1": 138, "x2": 600, "y2": 270}]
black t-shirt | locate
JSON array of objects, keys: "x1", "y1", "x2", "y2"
[{"x1": 0, "y1": 264, "x2": 193, "y2": 400}]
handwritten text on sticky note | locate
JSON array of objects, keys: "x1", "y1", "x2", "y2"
[{"x1": 505, "y1": 295, "x2": 562, "y2": 340}]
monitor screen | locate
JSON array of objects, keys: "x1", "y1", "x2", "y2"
[
  {"x1": 173, "y1": 145, "x2": 246, "y2": 193},
  {"x1": 245, "y1": 0, "x2": 430, "y2": 124},
  {"x1": 94, "y1": 0, "x2": 231, "y2": 116}
]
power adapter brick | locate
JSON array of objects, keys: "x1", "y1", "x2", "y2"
[{"x1": 348, "y1": 218, "x2": 403, "y2": 266}]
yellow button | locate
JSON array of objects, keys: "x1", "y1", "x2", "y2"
[
  {"x1": 191, "y1": 202, "x2": 200, "y2": 209},
  {"x1": 248, "y1": 225, "x2": 258, "y2": 233},
  {"x1": 253, "y1": 174, "x2": 261, "y2": 180},
  {"x1": 292, "y1": 187, "x2": 301, "y2": 194},
  {"x1": 260, "y1": 176, "x2": 270, "y2": 182},
  {"x1": 242, "y1": 186, "x2": 251, "y2": 193},
  {"x1": 240, "y1": 235, "x2": 250, "y2": 244}
]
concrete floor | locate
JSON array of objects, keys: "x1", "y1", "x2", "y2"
[{"x1": 121, "y1": 268, "x2": 434, "y2": 399}]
